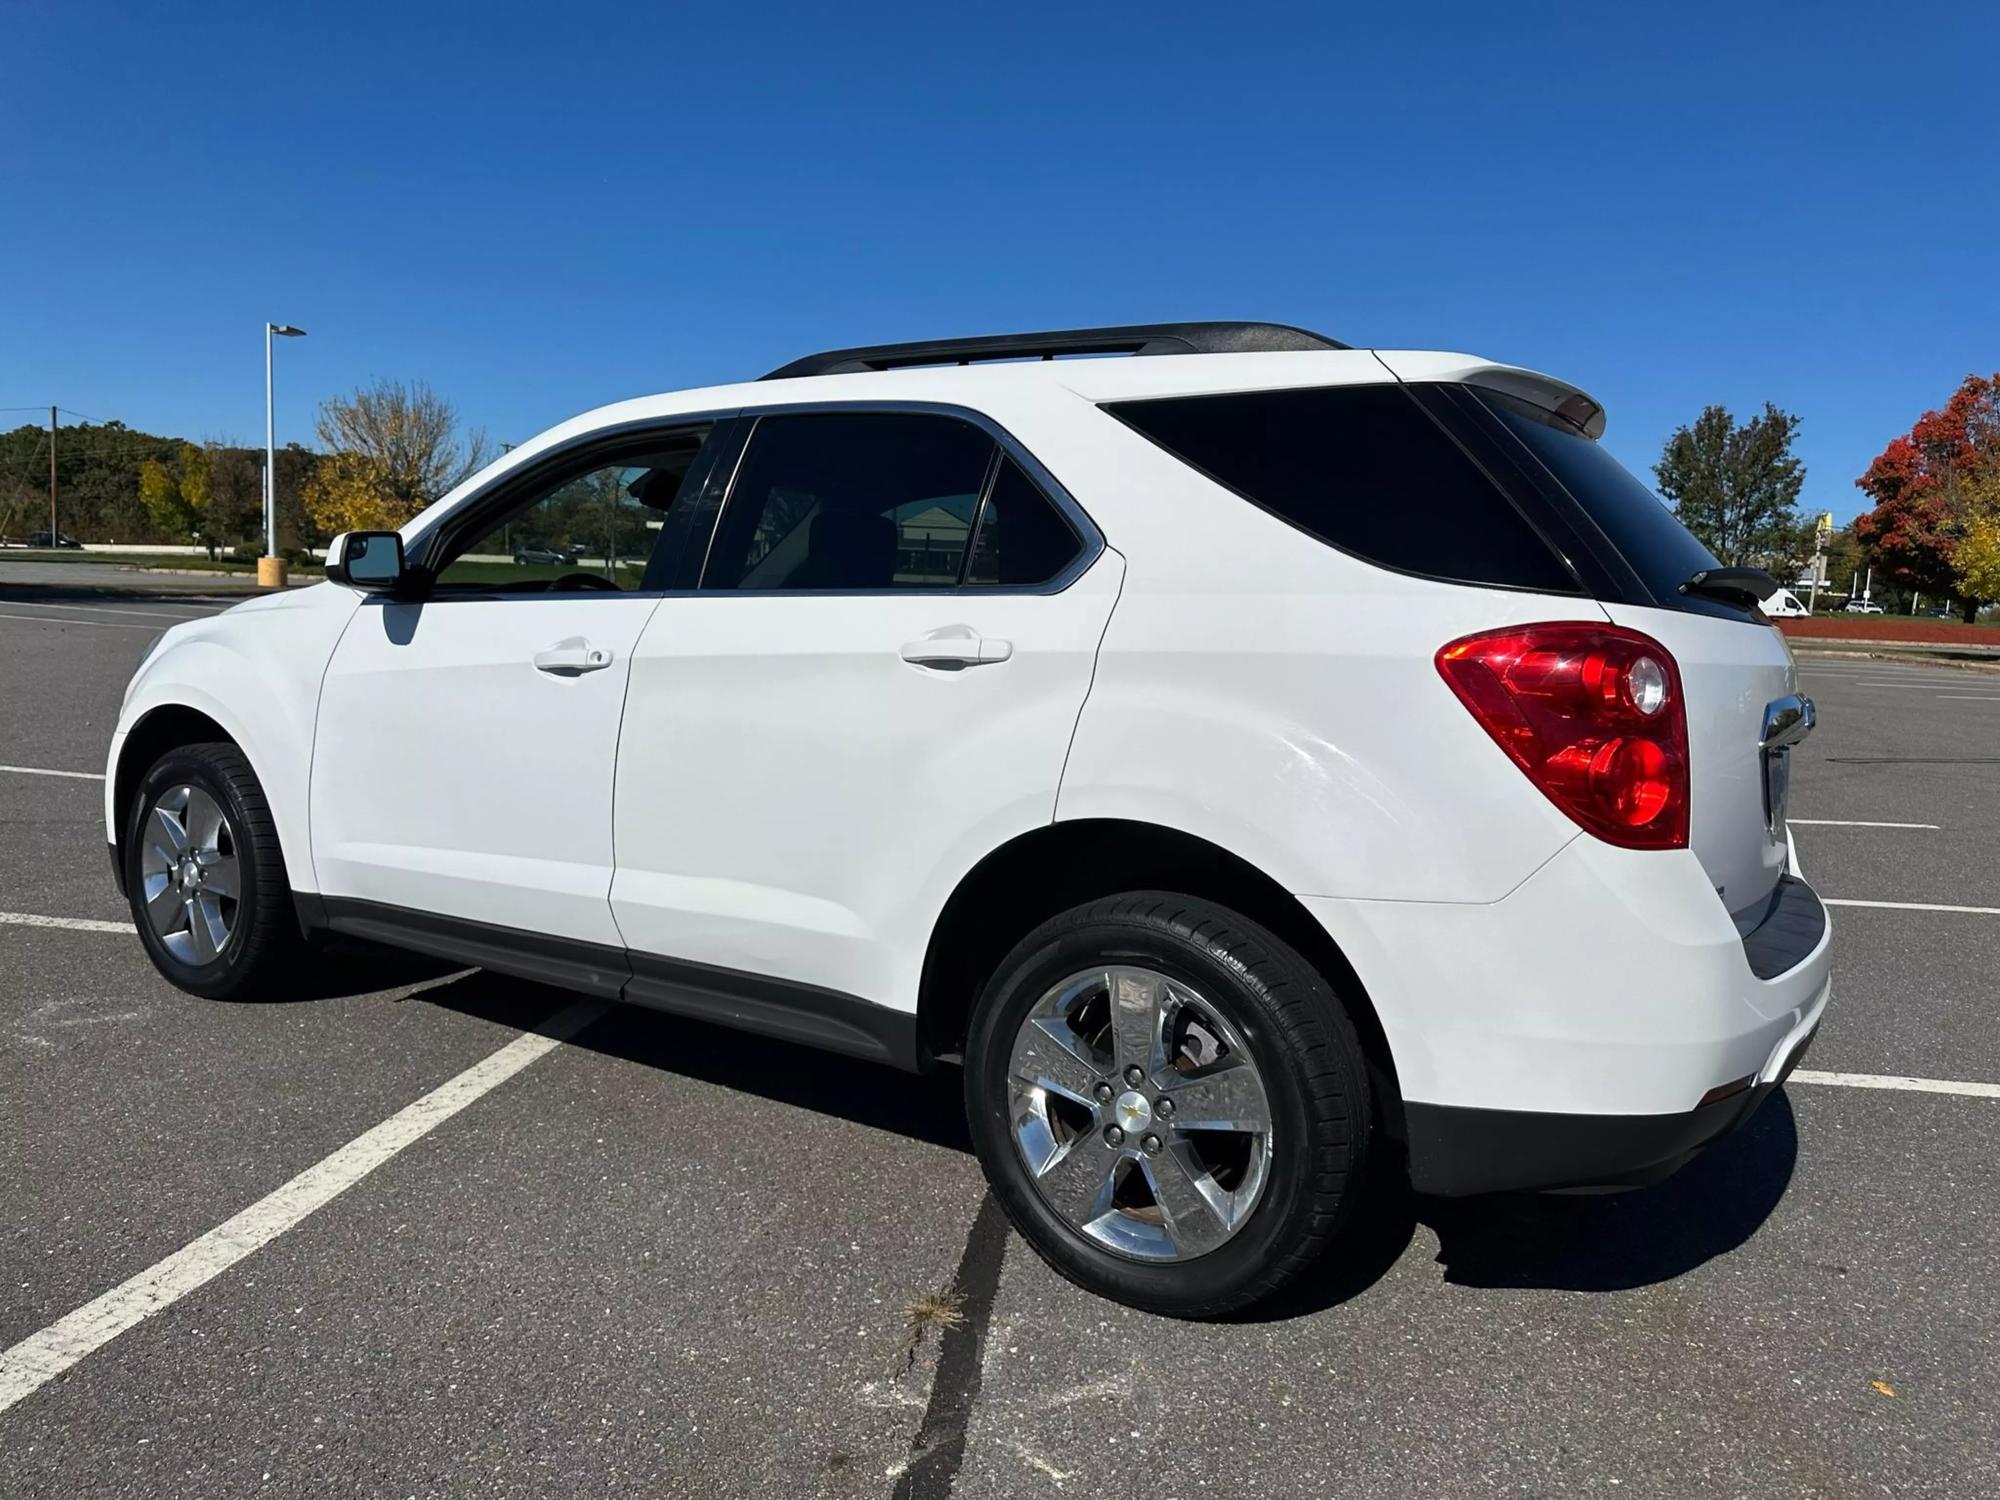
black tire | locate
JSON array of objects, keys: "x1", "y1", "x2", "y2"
[
  {"x1": 125, "y1": 742, "x2": 300, "y2": 1001},
  {"x1": 965, "y1": 892, "x2": 1372, "y2": 1318}
]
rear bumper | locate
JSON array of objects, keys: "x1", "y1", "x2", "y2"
[
  {"x1": 1406, "y1": 1003, "x2": 1821, "y2": 1195},
  {"x1": 1303, "y1": 835, "x2": 1834, "y2": 1195}
]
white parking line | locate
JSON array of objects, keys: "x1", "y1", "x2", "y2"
[
  {"x1": 1937, "y1": 694, "x2": 2000, "y2": 702},
  {"x1": 1788, "y1": 819, "x2": 1939, "y2": 829},
  {"x1": 1791, "y1": 1070, "x2": 2000, "y2": 1099},
  {"x1": 0, "y1": 999, "x2": 605, "y2": 1414},
  {"x1": 0, "y1": 764, "x2": 105, "y2": 781},
  {"x1": 0, "y1": 611, "x2": 161, "y2": 632},
  {"x1": 1852, "y1": 679, "x2": 1967, "y2": 689},
  {"x1": 1802, "y1": 672, "x2": 1988, "y2": 682},
  {"x1": 1823, "y1": 898, "x2": 2000, "y2": 916},
  {"x1": 1, "y1": 601, "x2": 214, "y2": 623},
  {"x1": 0, "y1": 912, "x2": 134, "y2": 933}
]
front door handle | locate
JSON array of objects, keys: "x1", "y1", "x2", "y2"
[
  {"x1": 900, "y1": 634, "x2": 1013, "y2": 668},
  {"x1": 533, "y1": 638, "x2": 614, "y2": 675}
]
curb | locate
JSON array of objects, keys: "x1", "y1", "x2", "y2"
[{"x1": 1791, "y1": 646, "x2": 2000, "y2": 672}]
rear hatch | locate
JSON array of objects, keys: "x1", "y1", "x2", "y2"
[{"x1": 1468, "y1": 385, "x2": 1801, "y2": 927}]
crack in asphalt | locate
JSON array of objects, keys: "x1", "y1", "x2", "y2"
[{"x1": 891, "y1": 1193, "x2": 1010, "y2": 1500}]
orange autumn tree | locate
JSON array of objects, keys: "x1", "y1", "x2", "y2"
[
  {"x1": 302, "y1": 379, "x2": 492, "y2": 536},
  {"x1": 1852, "y1": 373, "x2": 2000, "y2": 620}
]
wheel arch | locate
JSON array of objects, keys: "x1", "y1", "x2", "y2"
[
  {"x1": 112, "y1": 701, "x2": 307, "y2": 910},
  {"x1": 917, "y1": 817, "x2": 1404, "y2": 1131},
  {"x1": 114, "y1": 705, "x2": 234, "y2": 851}
]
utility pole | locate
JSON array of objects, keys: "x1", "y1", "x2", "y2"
[{"x1": 49, "y1": 406, "x2": 57, "y2": 543}]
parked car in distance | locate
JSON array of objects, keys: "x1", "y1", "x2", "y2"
[
  {"x1": 1760, "y1": 588, "x2": 1811, "y2": 617},
  {"x1": 27, "y1": 530, "x2": 84, "y2": 549},
  {"x1": 1843, "y1": 599, "x2": 1885, "y2": 614},
  {"x1": 103, "y1": 321, "x2": 1832, "y2": 1317},
  {"x1": 512, "y1": 542, "x2": 579, "y2": 566}
]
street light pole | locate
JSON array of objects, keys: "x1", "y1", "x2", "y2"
[{"x1": 264, "y1": 323, "x2": 306, "y2": 586}]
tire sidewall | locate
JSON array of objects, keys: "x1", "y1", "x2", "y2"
[
  {"x1": 126, "y1": 749, "x2": 268, "y2": 998},
  {"x1": 966, "y1": 907, "x2": 1340, "y2": 1315}
]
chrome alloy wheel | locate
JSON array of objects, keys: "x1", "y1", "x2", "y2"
[
  {"x1": 139, "y1": 784, "x2": 240, "y2": 964},
  {"x1": 1007, "y1": 966, "x2": 1274, "y2": 1262}
]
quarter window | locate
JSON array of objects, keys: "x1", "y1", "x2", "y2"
[
  {"x1": 1106, "y1": 385, "x2": 1580, "y2": 593},
  {"x1": 965, "y1": 458, "x2": 1084, "y2": 586}
]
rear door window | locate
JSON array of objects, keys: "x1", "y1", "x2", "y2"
[
  {"x1": 702, "y1": 412, "x2": 993, "y2": 591},
  {"x1": 1105, "y1": 384, "x2": 1581, "y2": 593}
]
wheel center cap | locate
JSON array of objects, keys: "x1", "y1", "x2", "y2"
[{"x1": 1113, "y1": 1090, "x2": 1152, "y2": 1134}]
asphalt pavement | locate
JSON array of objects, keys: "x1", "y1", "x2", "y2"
[{"x1": 2, "y1": 579, "x2": 1995, "y2": 1498}]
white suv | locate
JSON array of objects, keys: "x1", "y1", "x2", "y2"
[{"x1": 107, "y1": 322, "x2": 1831, "y2": 1316}]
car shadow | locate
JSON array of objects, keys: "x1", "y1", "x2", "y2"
[
  {"x1": 407, "y1": 961, "x2": 974, "y2": 1155},
  {"x1": 1233, "y1": 1093, "x2": 1797, "y2": 1319},
  {"x1": 1423, "y1": 1090, "x2": 1799, "y2": 1293},
  {"x1": 285, "y1": 948, "x2": 1800, "y2": 1311},
  {"x1": 225, "y1": 938, "x2": 466, "y2": 1005}
]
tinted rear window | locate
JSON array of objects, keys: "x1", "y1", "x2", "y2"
[
  {"x1": 1106, "y1": 384, "x2": 1580, "y2": 593},
  {"x1": 702, "y1": 412, "x2": 993, "y2": 591},
  {"x1": 1477, "y1": 389, "x2": 1741, "y2": 619}
]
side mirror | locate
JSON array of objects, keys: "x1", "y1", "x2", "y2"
[{"x1": 326, "y1": 531, "x2": 405, "y2": 593}]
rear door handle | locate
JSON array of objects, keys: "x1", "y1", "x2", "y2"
[
  {"x1": 900, "y1": 635, "x2": 1012, "y2": 667},
  {"x1": 533, "y1": 639, "x2": 614, "y2": 675}
]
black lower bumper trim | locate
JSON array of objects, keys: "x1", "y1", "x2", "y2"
[
  {"x1": 1741, "y1": 874, "x2": 1827, "y2": 980},
  {"x1": 1406, "y1": 1024, "x2": 1818, "y2": 1196}
]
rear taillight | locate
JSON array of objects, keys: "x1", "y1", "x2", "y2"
[{"x1": 1436, "y1": 624, "x2": 1689, "y2": 850}]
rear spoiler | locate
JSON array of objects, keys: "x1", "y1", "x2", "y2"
[{"x1": 1372, "y1": 353, "x2": 1607, "y2": 439}]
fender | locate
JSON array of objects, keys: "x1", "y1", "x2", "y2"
[{"x1": 107, "y1": 586, "x2": 362, "y2": 894}]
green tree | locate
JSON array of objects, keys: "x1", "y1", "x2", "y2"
[
  {"x1": 136, "y1": 445, "x2": 218, "y2": 552},
  {"x1": 202, "y1": 444, "x2": 264, "y2": 554},
  {"x1": 1654, "y1": 403, "x2": 1806, "y2": 567},
  {"x1": 137, "y1": 456, "x2": 193, "y2": 540},
  {"x1": 1953, "y1": 466, "x2": 2000, "y2": 606},
  {"x1": 177, "y1": 444, "x2": 214, "y2": 554}
]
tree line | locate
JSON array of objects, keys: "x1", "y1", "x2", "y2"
[
  {"x1": 0, "y1": 378, "x2": 486, "y2": 559},
  {"x1": 1656, "y1": 372, "x2": 1999, "y2": 620},
  {"x1": 0, "y1": 421, "x2": 322, "y2": 556}
]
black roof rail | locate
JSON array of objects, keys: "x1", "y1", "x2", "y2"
[{"x1": 760, "y1": 321, "x2": 1347, "y2": 380}]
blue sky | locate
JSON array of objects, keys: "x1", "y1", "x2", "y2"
[{"x1": 4, "y1": 1, "x2": 1993, "y2": 523}]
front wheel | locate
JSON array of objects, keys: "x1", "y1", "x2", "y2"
[
  {"x1": 965, "y1": 892, "x2": 1372, "y2": 1318},
  {"x1": 126, "y1": 742, "x2": 299, "y2": 1000}
]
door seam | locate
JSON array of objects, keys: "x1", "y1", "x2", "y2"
[
  {"x1": 1051, "y1": 546, "x2": 1127, "y2": 826},
  {"x1": 603, "y1": 590, "x2": 679, "y2": 957}
]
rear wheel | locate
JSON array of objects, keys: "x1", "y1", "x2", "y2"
[
  {"x1": 126, "y1": 743, "x2": 299, "y2": 1000},
  {"x1": 965, "y1": 892, "x2": 1372, "y2": 1317}
]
